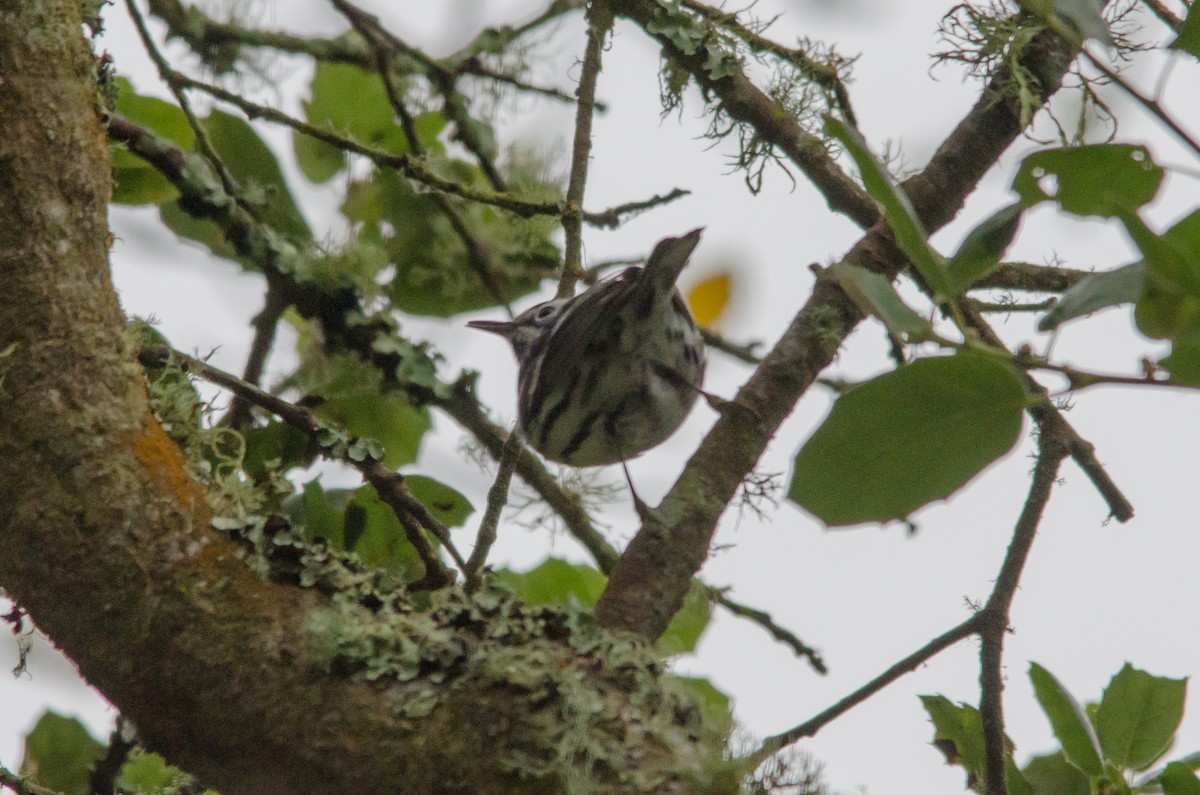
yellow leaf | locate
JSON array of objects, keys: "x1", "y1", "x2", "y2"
[{"x1": 687, "y1": 272, "x2": 732, "y2": 327}]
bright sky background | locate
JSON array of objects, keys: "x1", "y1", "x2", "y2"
[{"x1": 4, "y1": 1, "x2": 1200, "y2": 793}]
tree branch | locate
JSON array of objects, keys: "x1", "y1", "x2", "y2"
[
  {"x1": 613, "y1": 0, "x2": 879, "y2": 227},
  {"x1": 978, "y1": 432, "x2": 1069, "y2": 795},
  {"x1": 558, "y1": 0, "x2": 614, "y2": 297},
  {"x1": 594, "y1": 19, "x2": 1081, "y2": 639}
]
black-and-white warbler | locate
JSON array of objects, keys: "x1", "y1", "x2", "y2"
[{"x1": 468, "y1": 229, "x2": 707, "y2": 467}]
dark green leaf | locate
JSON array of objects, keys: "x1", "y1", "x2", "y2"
[
  {"x1": 789, "y1": 353, "x2": 1027, "y2": 526},
  {"x1": 658, "y1": 581, "x2": 713, "y2": 656},
  {"x1": 295, "y1": 61, "x2": 411, "y2": 183},
  {"x1": 495, "y1": 558, "x2": 607, "y2": 606},
  {"x1": 347, "y1": 484, "x2": 425, "y2": 579},
  {"x1": 1161, "y1": 762, "x2": 1200, "y2": 795},
  {"x1": 1029, "y1": 663, "x2": 1105, "y2": 776},
  {"x1": 316, "y1": 389, "x2": 430, "y2": 469},
  {"x1": 1038, "y1": 262, "x2": 1144, "y2": 331},
  {"x1": 241, "y1": 419, "x2": 315, "y2": 482},
  {"x1": 1023, "y1": 752, "x2": 1091, "y2": 795},
  {"x1": 1162, "y1": 333, "x2": 1200, "y2": 387},
  {"x1": 289, "y1": 479, "x2": 352, "y2": 548},
  {"x1": 1170, "y1": 3, "x2": 1200, "y2": 59},
  {"x1": 825, "y1": 116, "x2": 949, "y2": 297},
  {"x1": 1134, "y1": 276, "x2": 1200, "y2": 340},
  {"x1": 158, "y1": 201, "x2": 241, "y2": 263},
  {"x1": 827, "y1": 263, "x2": 937, "y2": 342},
  {"x1": 404, "y1": 475, "x2": 474, "y2": 528},
  {"x1": 1127, "y1": 209, "x2": 1200, "y2": 300},
  {"x1": 110, "y1": 78, "x2": 194, "y2": 205},
  {"x1": 203, "y1": 110, "x2": 312, "y2": 243},
  {"x1": 1096, "y1": 663, "x2": 1187, "y2": 770},
  {"x1": 945, "y1": 203, "x2": 1023, "y2": 295},
  {"x1": 20, "y1": 712, "x2": 104, "y2": 795},
  {"x1": 1013, "y1": 145, "x2": 1163, "y2": 216}
]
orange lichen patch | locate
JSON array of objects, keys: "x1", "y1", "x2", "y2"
[{"x1": 133, "y1": 411, "x2": 209, "y2": 516}]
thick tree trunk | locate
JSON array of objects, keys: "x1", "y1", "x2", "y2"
[{"x1": 0, "y1": 4, "x2": 729, "y2": 793}]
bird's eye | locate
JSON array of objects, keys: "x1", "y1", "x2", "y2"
[{"x1": 534, "y1": 305, "x2": 558, "y2": 321}]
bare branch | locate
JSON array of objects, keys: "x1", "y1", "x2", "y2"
[{"x1": 558, "y1": 0, "x2": 615, "y2": 298}]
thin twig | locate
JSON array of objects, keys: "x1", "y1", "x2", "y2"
[
  {"x1": 558, "y1": 0, "x2": 614, "y2": 298},
  {"x1": 712, "y1": 590, "x2": 826, "y2": 673},
  {"x1": 225, "y1": 281, "x2": 287, "y2": 429},
  {"x1": 700, "y1": 327, "x2": 762, "y2": 364},
  {"x1": 978, "y1": 433, "x2": 1069, "y2": 795},
  {"x1": 965, "y1": 296, "x2": 1056, "y2": 314},
  {"x1": 580, "y1": 188, "x2": 691, "y2": 228},
  {"x1": 125, "y1": 0, "x2": 242, "y2": 201},
  {"x1": 466, "y1": 429, "x2": 522, "y2": 590},
  {"x1": 329, "y1": 0, "x2": 509, "y2": 192},
  {"x1": 331, "y1": 0, "x2": 512, "y2": 314},
  {"x1": 970, "y1": 262, "x2": 1090, "y2": 293},
  {"x1": 750, "y1": 618, "x2": 981, "y2": 765}
]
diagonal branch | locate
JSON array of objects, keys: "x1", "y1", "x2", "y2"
[
  {"x1": 143, "y1": 345, "x2": 466, "y2": 586},
  {"x1": 613, "y1": 0, "x2": 878, "y2": 227},
  {"x1": 594, "y1": 20, "x2": 1083, "y2": 640}
]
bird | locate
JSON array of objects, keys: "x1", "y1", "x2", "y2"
[{"x1": 468, "y1": 229, "x2": 707, "y2": 468}]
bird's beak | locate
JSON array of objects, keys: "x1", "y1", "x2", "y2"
[{"x1": 466, "y1": 319, "x2": 514, "y2": 337}]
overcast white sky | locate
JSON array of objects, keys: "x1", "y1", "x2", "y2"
[{"x1": 4, "y1": 1, "x2": 1200, "y2": 793}]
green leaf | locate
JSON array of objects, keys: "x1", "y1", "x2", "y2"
[
  {"x1": 1096, "y1": 663, "x2": 1187, "y2": 770},
  {"x1": 316, "y1": 389, "x2": 430, "y2": 469},
  {"x1": 1127, "y1": 209, "x2": 1200, "y2": 300},
  {"x1": 669, "y1": 675, "x2": 733, "y2": 735},
  {"x1": 658, "y1": 581, "x2": 713, "y2": 656},
  {"x1": 241, "y1": 419, "x2": 315, "y2": 481},
  {"x1": 826, "y1": 263, "x2": 937, "y2": 342},
  {"x1": 495, "y1": 558, "x2": 608, "y2": 607},
  {"x1": 945, "y1": 203, "x2": 1023, "y2": 295},
  {"x1": 1161, "y1": 762, "x2": 1200, "y2": 795},
  {"x1": 1029, "y1": 663, "x2": 1105, "y2": 777},
  {"x1": 295, "y1": 61, "x2": 412, "y2": 183},
  {"x1": 110, "y1": 78, "x2": 194, "y2": 205},
  {"x1": 202, "y1": 109, "x2": 312, "y2": 243},
  {"x1": 1013, "y1": 145, "x2": 1163, "y2": 217},
  {"x1": 347, "y1": 484, "x2": 425, "y2": 578},
  {"x1": 1038, "y1": 262, "x2": 1144, "y2": 331},
  {"x1": 117, "y1": 750, "x2": 191, "y2": 791},
  {"x1": 788, "y1": 353, "x2": 1027, "y2": 526},
  {"x1": 404, "y1": 475, "x2": 474, "y2": 528},
  {"x1": 825, "y1": 116, "x2": 950, "y2": 298},
  {"x1": 1171, "y1": 3, "x2": 1200, "y2": 59},
  {"x1": 289, "y1": 479, "x2": 352, "y2": 548},
  {"x1": 921, "y1": 695, "x2": 1031, "y2": 795},
  {"x1": 1023, "y1": 752, "x2": 1091, "y2": 795},
  {"x1": 1161, "y1": 330, "x2": 1200, "y2": 387},
  {"x1": 20, "y1": 711, "x2": 104, "y2": 795}
]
